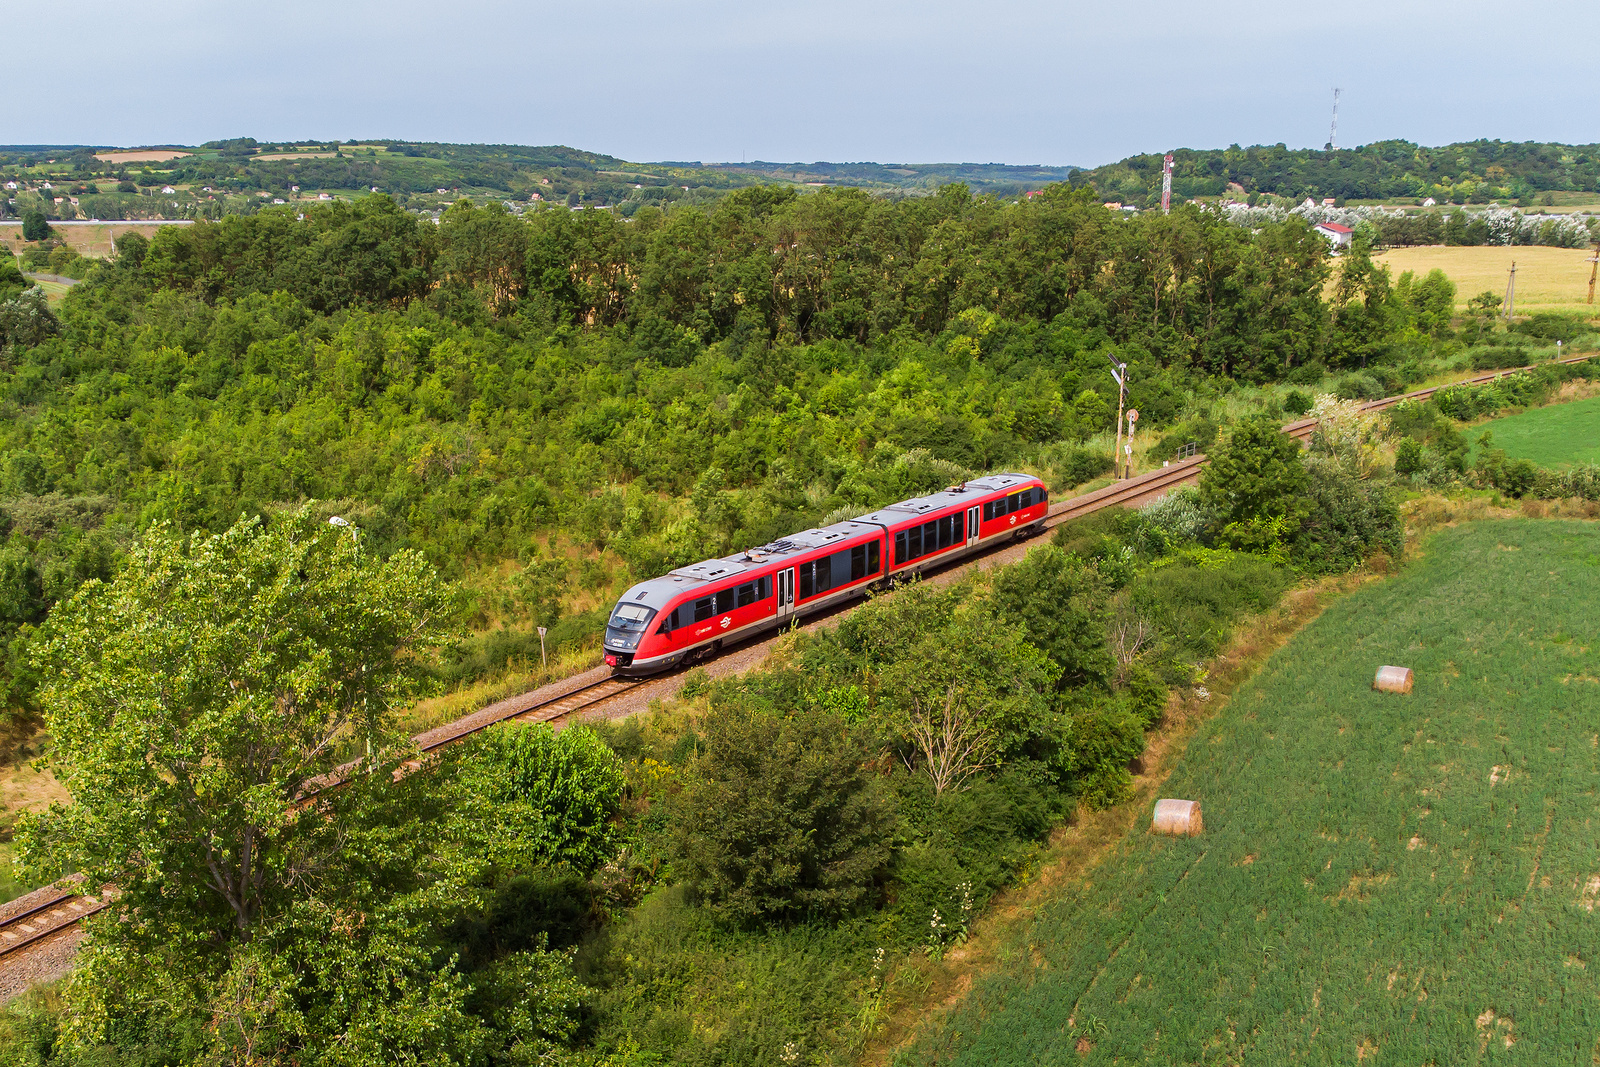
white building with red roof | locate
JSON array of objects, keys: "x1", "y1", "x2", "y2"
[{"x1": 1314, "y1": 221, "x2": 1354, "y2": 248}]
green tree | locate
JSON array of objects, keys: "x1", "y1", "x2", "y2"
[
  {"x1": 673, "y1": 705, "x2": 896, "y2": 924},
  {"x1": 20, "y1": 211, "x2": 50, "y2": 242},
  {"x1": 1199, "y1": 415, "x2": 1311, "y2": 544},
  {"x1": 19, "y1": 508, "x2": 456, "y2": 941},
  {"x1": 459, "y1": 722, "x2": 626, "y2": 872}
]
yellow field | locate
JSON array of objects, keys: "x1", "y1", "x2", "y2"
[
  {"x1": 92, "y1": 150, "x2": 191, "y2": 163},
  {"x1": 1376, "y1": 244, "x2": 1600, "y2": 317},
  {"x1": 0, "y1": 221, "x2": 184, "y2": 259}
]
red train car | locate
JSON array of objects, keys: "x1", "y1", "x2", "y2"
[{"x1": 603, "y1": 473, "x2": 1047, "y2": 675}]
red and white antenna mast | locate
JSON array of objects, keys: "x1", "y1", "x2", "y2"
[{"x1": 1160, "y1": 154, "x2": 1173, "y2": 213}]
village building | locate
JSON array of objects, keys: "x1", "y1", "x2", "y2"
[{"x1": 1314, "y1": 221, "x2": 1354, "y2": 248}]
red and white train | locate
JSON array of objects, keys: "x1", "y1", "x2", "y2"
[{"x1": 603, "y1": 473, "x2": 1049, "y2": 675}]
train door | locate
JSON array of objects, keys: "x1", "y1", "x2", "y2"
[
  {"x1": 966, "y1": 505, "x2": 981, "y2": 548},
  {"x1": 776, "y1": 567, "x2": 796, "y2": 621}
]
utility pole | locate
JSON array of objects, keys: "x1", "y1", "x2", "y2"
[
  {"x1": 1327, "y1": 88, "x2": 1341, "y2": 150},
  {"x1": 537, "y1": 625, "x2": 548, "y2": 669},
  {"x1": 1588, "y1": 241, "x2": 1599, "y2": 304},
  {"x1": 1108, "y1": 356, "x2": 1129, "y2": 478},
  {"x1": 1160, "y1": 154, "x2": 1174, "y2": 214},
  {"x1": 1504, "y1": 261, "x2": 1516, "y2": 321}
]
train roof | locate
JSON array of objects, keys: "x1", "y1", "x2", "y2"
[
  {"x1": 610, "y1": 473, "x2": 1041, "y2": 611},
  {"x1": 855, "y1": 472, "x2": 1038, "y2": 527}
]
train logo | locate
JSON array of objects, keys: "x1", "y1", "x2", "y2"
[
  {"x1": 720, "y1": 616, "x2": 732, "y2": 629},
  {"x1": 1009, "y1": 515, "x2": 1017, "y2": 525}
]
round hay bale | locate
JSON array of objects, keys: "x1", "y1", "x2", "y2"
[
  {"x1": 1152, "y1": 798, "x2": 1203, "y2": 836},
  {"x1": 1373, "y1": 665, "x2": 1413, "y2": 694}
]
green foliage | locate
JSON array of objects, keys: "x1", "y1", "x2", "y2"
[
  {"x1": 1126, "y1": 550, "x2": 1290, "y2": 664},
  {"x1": 18, "y1": 508, "x2": 456, "y2": 940},
  {"x1": 1394, "y1": 436, "x2": 1425, "y2": 475},
  {"x1": 460, "y1": 722, "x2": 627, "y2": 872},
  {"x1": 672, "y1": 704, "x2": 895, "y2": 925},
  {"x1": 1281, "y1": 389, "x2": 1313, "y2": 416},
  {"x1": 1199, "y1": 415, "x2": 1311, "y2": 534},
  {"x1": 910, "y1": 520, "x2": 1600, "y2": 1065},
  {"x1": 989, "y1": 545, "x2": 1113, "y2": 690},
  {"x1": 1292, "y1": 458, "x2": 1404, "y2": 570},
  {"x1": 20, "y1": 212, "x2": 50, "y2": 242}
]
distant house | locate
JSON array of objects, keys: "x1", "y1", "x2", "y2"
[
  {"x1": 1301, "y1": 197, "x2": 1316, "y2": 209},
  {"x1": 291, "y1": 185, "x2": 300, "y2": 192},
  {"x1": 3, "y1": 181, "x2": 16, "y2": 190},
  {"x1": 273, "y1": 198, "x2": 286, "y2": 204},
  {"x1": 531, "y1": 192, "x2": 542, "y2": 201},
  {"x1": 1103, "y1": 201, "x2": 1122, "y2": 210},
  {"x1": 1421, "y1": 197, "x2": 1437, "y2": 207},
  {"x1": 1024, "y1": 190, "x2": 1044, "y2": 199},
  {"x1": 40, "y1": 181, "x2": 51, "y2": 190},
  {"x1": 436, "y1": 188, "x2": 449, "y2": 194},
  {"x1": 371, "y1": 186, "x2": 379, "y2": 192},
  {"x1": 1314, "y1": 222, "x2": 1354, "y2": 248},
  {"x1": 1322, "y1": 197, "x2": 1336, "y2": 207},
  {"x1": 318, "y1": 193, "x2": 333, "y2": 200},
  {"x1": 162, "y1": 186, "x2": 176, "y2": 194}
]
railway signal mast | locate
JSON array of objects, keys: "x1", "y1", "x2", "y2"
[
  {"x1": 1160, "y1": 154, "x2": 1174, "y2": 214},
  {"x1": 1108, "y1": 355, "x2": 1130, "y2": 478},
  {"x1": 1327, "y1": 88, "x2": 1341, "y2": 150},
  {"x1": 1588, "y1": 241, "x2": 1599, "y2": 304},
  {"x1": 1505, "y1": 261, "x2": 1517, "y2": 321}
]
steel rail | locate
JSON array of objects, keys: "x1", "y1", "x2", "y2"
[{"x1": 0, "y1": 887, "x2": 110, "y2": 960}]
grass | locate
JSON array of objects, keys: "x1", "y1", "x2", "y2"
[
  {"x1": 1469, "y1": 394, "x2": 1600, "y2": 468},
  {"x1": 906, "y1": 519, "x2": 1600, "y2": 1065},
  {"x1": 1376, "y1": 245, "x2": 1600, "y2": 316}
]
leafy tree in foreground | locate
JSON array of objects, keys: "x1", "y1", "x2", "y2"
[{"x1": 21, "y1": 508, "x2": 455, "y2": 940}]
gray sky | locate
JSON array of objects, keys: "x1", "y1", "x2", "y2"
[{"x1": 14, "y1": 0, "x2": 1597, "y2": 166}]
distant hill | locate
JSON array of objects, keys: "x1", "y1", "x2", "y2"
[
  {"x1": 1077, "y1": 140, "x2": 1600, "y2": 208},
  {"x1": 3, "y1": 137, "x2": 1598, "y2": 224}
]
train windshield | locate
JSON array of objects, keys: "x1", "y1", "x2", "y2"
[{"x1": 609, "y1": 602, "x2": 657, "y2": 628}]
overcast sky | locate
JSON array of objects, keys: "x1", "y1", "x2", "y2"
[{"x1": 13, "y1": 0, "x2": 1596, "y2": 167}]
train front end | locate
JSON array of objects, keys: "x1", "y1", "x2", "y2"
[{"x1": 602, "y1": 579, "x2": 681, "y2": 675}]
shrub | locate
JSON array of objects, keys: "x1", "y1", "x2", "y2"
[
  {"x1": 1126, "y1": 551, "x2": 1290, "y2": 663},
  {"x1": 1199, "y1": 416, "x2": 1310, "y2": 531},
  {"x1": 1138, "y1": 486, "x2": 1213, "y2": 549},
  {"x1": 989, "y1": 546, "x2": 1112, "y2": 691},
  {"x1": 1283, "y1": 390, "x2": 1314, "y2": 416},
  {"x1": 1044, "y1": 443, "x2": 1112, "y2": 488},
  {"x1": 461, "y1": 722, "x2": 627, "y2": 872},
  {"x1": 1292, "y1": 458, "x2": 1403, "y2": 571},
  {"x1": 1333, "y1": 374, "x2": 1385, "y2": 401},
  {"x1": 1394, "y1": 437, "x2": 1425, "y2": 476},
  {"x1": 672, "y1": 706, "x2": 895, "y2": 925}
]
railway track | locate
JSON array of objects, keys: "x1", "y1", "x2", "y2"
[
  {"x1": 0, "y1": 884, "x2": 110, "y2": 963},
  {"x1": 4, "y1": 351, "x2": 1592, "y2": 979}
]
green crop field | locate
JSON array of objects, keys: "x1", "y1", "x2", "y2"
[
  {"x1": 1471, "y1": 396, "x2": 1600, "y2": 468},
  {"x1": 913, "y1": 520, "x2": 1600, "y2": 1065}
]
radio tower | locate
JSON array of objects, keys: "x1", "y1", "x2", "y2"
[
  {"x1": 1326, "y1": 88, "x2": 1341, "y2": 150},
  {"x1": 1160, "y1": 154, "x2": 1174, "y2": 213}
]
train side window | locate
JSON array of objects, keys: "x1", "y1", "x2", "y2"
[
  {"x1": 758, "y1": 575, "x2": 772, "y2": 600},
  {"x1": 799, "y1": 563, "x2": 814, "y2": 599},
  {"x1": 867, "y1": 540, "x2": 880, "y2": 573},
  {"x1": 1038, "y1": 486, "x2": 1048, "y2": 504},
  {"x1": 693, "y1": 597, "x2": 714, "y2": 622},
  {"x1": 894, "y1": 531, "x2": 907, "y2": 565},
  {"x1": 983, "y1": 500, "x2": 995, "y2": 521},
  {"x1": 1006, "y1": 492, "x2": 1020, "y2": 514},
  {"x1": 657, "y1": 607, "x2": 680, "y2": 634},
  {"x1": 737, "y1": 582, "x2": 757, "y2": 607},
  {"x1": 921, "y1": 520, "x2": 937, "y2": 555},
  {"x1": 815, "y1": 554, "x2": 832, "y2": 592},
  {"x1": 906, "y1": 525, "x2": 922, "y2": 559},
  {"x1": 850, "y1": 544, "x2": 867, "y2": 581},
  {"x1": 1018, "y1": 488, "x2": 1034, "y2": 508}
]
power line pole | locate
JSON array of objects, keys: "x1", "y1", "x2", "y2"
[
  {"x1": 1327, "y1": 88, "x2": 1341, "y2": 150},
  {"x1": 1160, "y1": 154, "x2": 1174, "y2": 214},
  {"x1": 1588, "y1": 241, "x2": 1599, "y2": 305},
  {"x1": 1504, "y1": 261, "x2": 1516, "y2": 321}
]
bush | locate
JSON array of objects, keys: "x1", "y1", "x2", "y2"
[
  {"x1": 1283, "y1": 390, "x2": 1313, "y2": 416},
  {"x1": 461, "y1": 722, "x2": 627, "y2": 872},
  {"x1": 1138, "y1": 486, "x2": 1213, "y2": 549},
  {"x1": 1198, "y1": 416, "x2": 1310, "y2": 531},
  {"x1": 1394, "y1": 437, "x2": 1425, "y2": 476},
  {"x1": 989, "y1": 546, "x2": 1112, "y2": 691},
  {"x1": 20, "y1": 212, "x2": 50, "y2": 242},
  {"x1": 1126, "y1": 551, "x2": 1290, "y2": 663},
  {"x1": 672, "y1": 706, "x2": 895, "y2": 925},
  {"x1": 1044, "y1": 443, "x2": 1112, "y2": 488},
  {"x1": 1291, "y1": 458, "x2": 1403, "y2": 571},
  {"x1": 1333, "y1": 374, "x2": 1385, "y2": 401}
]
